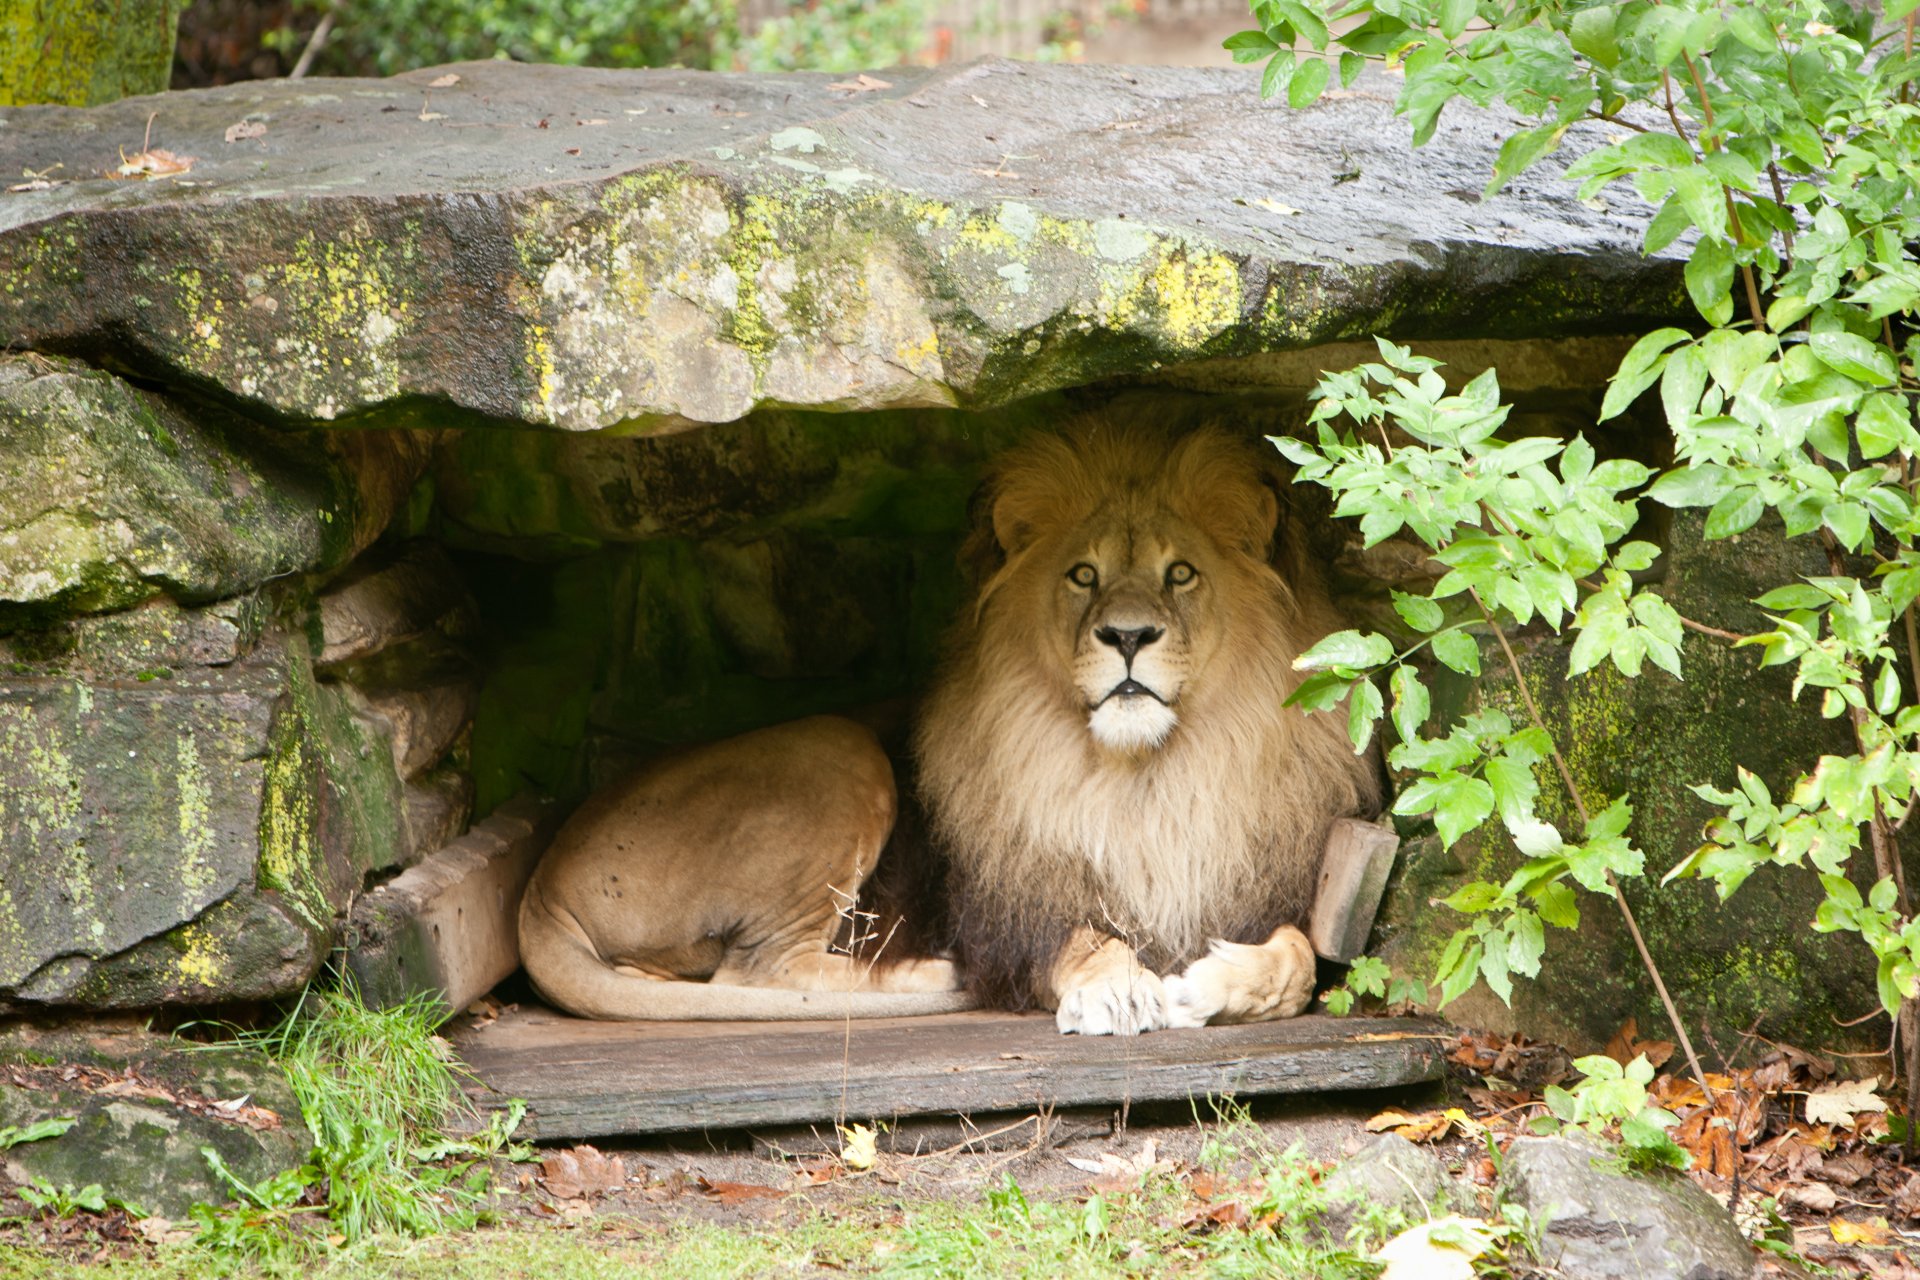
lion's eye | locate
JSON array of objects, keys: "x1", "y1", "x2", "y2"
[
  {"x1": 1166, "y1": 561, "x2": 1197, "y2": 587},
  {"x1": 1067, "y1": 563, "x2": 1099, "y2": 588}
]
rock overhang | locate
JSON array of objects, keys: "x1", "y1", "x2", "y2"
[{"x1": 1, "y1": 57, "x2": 1685, "y2": 433}]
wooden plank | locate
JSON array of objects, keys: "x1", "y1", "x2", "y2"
[
  {"x1": 1309, "y1": 819, "x2": 1402, "y2": 963},
  {"x1": 451, "y1": 1006, "x2": 1448, "y2": 1140}
]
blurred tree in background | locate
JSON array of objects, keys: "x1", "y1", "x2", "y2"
[{"x1": 174, "y1": 0, "x2": 935, "y2": 87}]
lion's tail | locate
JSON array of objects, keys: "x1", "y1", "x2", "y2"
[{"x1": 517, "y1": 893, "x2": 976, "y2": 1022}]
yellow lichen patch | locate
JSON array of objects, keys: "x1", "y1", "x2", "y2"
[
  {"x1": 1147, "y1": 249, "x2": 1241, "y2": 349},
  {"x1": 955, "y1": 213, "x2": 1020, "y2": 255},
  {"x1": 523, "y1": 322, "x2": 558, "y2": 415},
  {"x1": 174, "y1": 266, "x2": 224, "y2": 359},
  {"x1": 173, "y1": 924, "x2": 227, "y2": 988},
  {"x1": 176, "y1": 729, "x2": 218, "y2": 908}
]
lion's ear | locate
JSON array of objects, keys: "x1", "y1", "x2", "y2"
[
  {"x1": 1248, "y1": 480, "x2": 1281, "y2": 559},
  {"x1": 956, "y1": 477, "x2": 1009, "y2": 590}
]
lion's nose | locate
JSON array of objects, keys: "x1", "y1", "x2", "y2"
[{"x1": 1094, "y1": 625, "x2": 1164, "y2": 663}]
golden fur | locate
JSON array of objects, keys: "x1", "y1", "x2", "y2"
[{"x1": 914, "y1": 418, "x2": 1381, "y2": 1028}]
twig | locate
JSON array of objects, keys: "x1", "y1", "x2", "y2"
[
  {"x1": 290, "y1": 6, "x2": 337, "y2": 79},
  {"x1": 1469, "y1": 587, "x2": 1714, "y2": 1099}
]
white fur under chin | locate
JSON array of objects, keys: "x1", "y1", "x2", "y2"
[{"x1": 1088, "y1": 697, "x2": 1178, "y2": 752}]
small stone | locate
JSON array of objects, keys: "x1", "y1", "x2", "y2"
[
  {"x1": 1324, "y1": 1134, "x2": 1462, "y2": 1230},
  {"x1": 1498, "y1": 1135, "x2": 1756, "y2": 1280}
]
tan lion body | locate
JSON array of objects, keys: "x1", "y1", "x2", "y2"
[
  {"x1": 517, "y1": 716, "x2": 967, "y2": 1020},
  {"x1": 916, "y1": 419, "x2": 1381, "y2": 1034}
]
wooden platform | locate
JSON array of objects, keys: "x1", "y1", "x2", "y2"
[{"x1": 450, "y1": 1006, "x2": 1450, "y2": 1139}]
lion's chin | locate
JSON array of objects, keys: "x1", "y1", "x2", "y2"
[{"x1": 1088, "y1": 697, "x2": 1178, "y2": 753}]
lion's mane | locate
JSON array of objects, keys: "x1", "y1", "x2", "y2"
[{"x1": 913, "y1": 418, "x2": 1382, "y2": 1008}]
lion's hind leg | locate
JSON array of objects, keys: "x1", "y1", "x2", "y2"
[{"x1": 1162, "y1": 925, "x2": 1315, "y2": 1028}]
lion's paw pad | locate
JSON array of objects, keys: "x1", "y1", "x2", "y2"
[{"x1": 1056, "y1": 970, "x2": 1167, "y2": 1036}]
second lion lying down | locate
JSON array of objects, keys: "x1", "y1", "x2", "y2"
[{"x1": 517, "y1": 418, "x2": 1382, "y2": 1034}]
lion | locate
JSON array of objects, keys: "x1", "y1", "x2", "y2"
[
  {"x1": 914, "y1": 418, "x2": 1382, "y2": 1035},
  {"x1": 517, "y1": 715, "x2": 971, "y2": 1020},
  {"x1": 516, "y1": 415, "x2": 1378, "y2": 1032}
]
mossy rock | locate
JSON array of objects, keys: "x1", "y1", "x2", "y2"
[
  {"x1": 1374, "y1": 512, "x2": 1900, "y2": 1050},
  {"x1": 0, "y1": 61, "x2": 1684, "y2": 431},
  {"x1": 0, "y1": 1, "x2": 182, "y2": 108},
  {"x1": 0, "y1": 356, "x2": 425, "y2": 631},
  {"x1": 0, "y1": 1023, "x2": 310, "y2": 1219},
  {"x1": 0, "y1": 607, "x2": 410, "y2": 1010}
]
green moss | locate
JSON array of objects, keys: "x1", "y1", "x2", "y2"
[{"x1": 0, "y1": 1, "x2": 181, "y2": 107}]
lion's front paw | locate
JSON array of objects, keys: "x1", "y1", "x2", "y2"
[
  {"x1": 1161, "y1": 964, "x2": 1227, "y2": 1029},
  {"x1": 1055, "y1": 967, "x2": 1167, "y2": 1036},
  {"x1": 1163, "y1": 929, "x2": 1315, "y2": 1027}
]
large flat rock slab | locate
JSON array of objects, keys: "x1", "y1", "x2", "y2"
[
  {"x1": 1, "y1": 59, "x2": 1680, "y2": 431},
  {"x1": 450, "y1": 1005, "x2": 1447, "y2": 1139}
]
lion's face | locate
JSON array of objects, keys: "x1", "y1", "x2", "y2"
[{"x1": 1038, "y1": 512, "x2": 1228, "y2": 753}]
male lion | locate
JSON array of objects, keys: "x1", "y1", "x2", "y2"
[
  {"x1": 516, "y1": 417, "x2": 1378, "y2": 1032},
  {"x1": 915, "y1": 419, "x2": 1382, "y2": 1035}
]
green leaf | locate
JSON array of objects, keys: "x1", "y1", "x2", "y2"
[
  {"x1": 1431, "y1": 775, "x2": 1497, "y2": 847},
  {"x1": 1261, "y1": 49, "x2": 1296, "y2": 100},
  {"x1": 1684, "y1": 236, "x2": 1735, "y2": 327},
  {"x1": 1269, "y1": 0, "x2": 1329, "y2": 48},
  {"x1": 1390, "y1": 664, "x2": 1430, "y2": 744},
  {"x1": 1857, "y1": 393, "x2": 1914, "y2": 459},
  {"x1": 1288, "y1": 56, "x2": 1331, "y2": 109},
  {"x1": 1431, "y1": 629, "x2": 1482, "y2": 675},
  {"x1": 1393, "y1": 591, "x2": 1445, "y2": 634},
  {"x1": 1809, "y1": 331, "x2": 1897, "y2": 386},
  {"x1": 1602, "y1": 328, "x2": 1690, "y2": 421},
  {"x1": 1339, "y1": 50, "x2": 1364, "y2": 88},
  {"x1": 1669, "y1": 167, "x2": 1727, "y2": 243},
  {"x1": 1535, "y1": 879, "x2": 1580, "y2": 928},
  {"x1": 1487, "y1": 123, "x2": 1564, "y2": 198},
  {"x1": 1569, "y1": 4, "x2": 1620, "y2": 67},
  {"x1": 1438, "y1": 0, "x2": 1475, "y2": 40},
  {"x1": 1823, "y1": 502, "x2": 1869, "y2": 551},
  {"x1": 1724, "y1": 5, "x2": 1774, "y2": 52},
  {"x1": 1295, "y1": 629, "x2": 1394, "y2": 671},
  {"x1": 1444, "y1": 881, "x2": 1503, "y2": 913},
  {"x1": 1223, "y1": 30, "x2": 1281, "y2": 61},
  {"x1": 1703, "y1": 487, "x2": 1764, "y2": 539},
  {"x1": 1753, "y1": 584, "x2": 1831, "y2": 610},
  {"x1": 1347, "y1": 677, "x2": 1384, "y2": 752}
]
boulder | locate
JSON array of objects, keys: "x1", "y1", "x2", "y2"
[
  {"x1": 1, "y1": 61, "x2": 1683, "y2": 432},
  {"x1": 1373, "y1": 511, "x2": 1879, "y2": 1051},
  {"x1": 0, "y1": 355, "x2": 428, "y2": 629},
  {"x1": 0, "y1": 1023, "x2": 311, "y2": 1219},
  {"x1": 1498, "y1": 1135, "x2": 1755, "y2": 1280},
  {"x1": 0, "y1": 605, "x2": 412, "y2": 1010}
]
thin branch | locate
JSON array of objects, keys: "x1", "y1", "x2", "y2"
[
  {"x1": 1469, "y1": 588, "x2": 1715, "y2": 1098},
  {"x1": 1767, "y1": 163, "x2": 1795, "y2": 266},
  {"x1": 290, "y1": 6, "x2": 337, "y2": 80}
]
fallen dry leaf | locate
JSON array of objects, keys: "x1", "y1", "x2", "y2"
[
  {"x1": 540, "y1": 1145, "x2": 625, "y2": 1199},
  {"x1": 224, "y1": 120, "x2": 266, "y2": 143},
  {"x1": 110, "y1": 148, "x2": 193, "y2": 179},
  {"x1": 698, "y1": 1176, "x2": 785, "y2": 1205},
  {"x1": 829, "y1": 73, "x2": 893, "y2": 94},
  {"x1": 428, "y1": 73, "x2": 461, "y2": 88},
  {"x1": 1366, "y1": 1108, "x2": 1464, "y2": 1143},
  {"x1": 1831, "y1": 1217, "x2": 1895, "y2": 1247},
  {"x1": 1602, "y1": 1017, "x2": 1675, "y2": 1071},
  {"x1": 1782, "y1": 1182, "x2": 1840, "y2": 1213},
  {"x1": 840, "y1": 1123, "x2": 878, "y2": 1172},
  {"x1": 1375, "y1": 1215, "x2": 1495, "y2": 1280},
  {"x1": 1804, "y1": 1078, "x2": 1886, "y2": 1129},
  {"x1": 1063, "y1": 1138, "x2": 1175, "y2": 1193}
]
